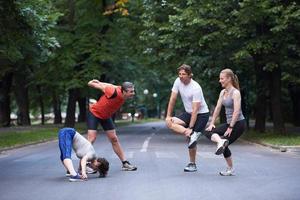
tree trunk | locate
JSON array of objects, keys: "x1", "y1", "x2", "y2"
[
  {"x1": 77, "y1": 96, "x2": 86, "y2": 122},
  {"x1": 288, "y1": 84, "x2": 300, "y2": 126},
  {"x1": 269, "y1": 67, "x2": 285, "y2": 133},
  {"x1": 14, "y1": 70, "x2": 31, "y2": 126},
  {"x1": 36, "y1": 85, "x2": 45, "y2": 125},
  {"x1": 254, "y1": 60, "x2": 268, "y2": 132},
  {"x1": 0, "y1": 72, "x2": 13, "y2": 127},
  {"x1": 53, "y1": 91, "x2": 62, "y2": 124},
  {"x1": 65, "y1": 88, "x2": 78, "y2": 127}
]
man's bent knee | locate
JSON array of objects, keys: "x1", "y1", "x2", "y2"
[
  {"x1": 108, "y1": 135, "x2": 119, "y2": 144},
  {"x1": 106, "y1": 130, "x2": 119, "y2": 144},
  {"x1": 88, "y1": 130, "x2": 97, "y2": 143}
]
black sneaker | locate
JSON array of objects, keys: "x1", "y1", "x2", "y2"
[
  {"x1": 184, "y1": 163, "x2": 197, "y2": 172},
  {"x1": 122, "y1": 161, "x2": 137, "y2": 171},
  {"x1": 66, "y1": 171, "x2": 71, "y2": 177}
]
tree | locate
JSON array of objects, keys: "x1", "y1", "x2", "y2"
[{"x1": 0, "y1": 0, "x2": 61, "y2": 126}]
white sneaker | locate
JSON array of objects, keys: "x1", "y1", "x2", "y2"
[
  {"x1": 219, "y1": 167, "x2": 235, "y2": 176},
  {"x1": 86, "y1": 164, "x2": 97, "y2": 174},
  {"x1": 122, "y1": 161, "x2": 137, "y2": 171},
  {"x1": 188, "y1": 131, "x2": 202, "y2": 148},
  {"x1": 184, "y1": 163, "x2": 197, "y2": 172},
  {"x1": 215, "y1": 139, "x2": 229, "y2": 155}
]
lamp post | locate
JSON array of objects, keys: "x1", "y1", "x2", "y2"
[
  {"x1": 143, "y1": 89, "x2": 149, "y2": 118},
  {"x1": 153, "y1": 93, "x2": 159, "y2": 118}
]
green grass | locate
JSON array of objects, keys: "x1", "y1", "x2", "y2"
[
  {"x1": 0, "y1": 129, "x2": 59, "y2": 149},
  {"x1": 242, "y1": 130, "x2": 300, "y2": 146},
  {"x1": 0, "y1": 118, "x2": 162, "y2": 149}
]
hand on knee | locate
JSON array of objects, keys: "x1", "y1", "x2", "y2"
[
  {"x1": 166, "y1": 118, "x2": 173, "y2": 129},
  {"x1": 183, "y1": 128, "x2": 192, "y2": 137}
]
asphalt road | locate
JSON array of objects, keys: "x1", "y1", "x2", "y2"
[{"x1": 0, "y1": 121, "x2": 300, "y2": 200}]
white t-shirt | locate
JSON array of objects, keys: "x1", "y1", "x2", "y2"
[{"x1": 172, "y1": 77, "x2": 209, "y2": 114}]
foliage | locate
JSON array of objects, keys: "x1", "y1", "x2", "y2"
[{"x1": 0, "y1": 0, "x2": 299, "y2": 130}]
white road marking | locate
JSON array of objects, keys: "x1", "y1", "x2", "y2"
[{"x1": 140, "y1": 133, "x2": 155, "y2": 152}]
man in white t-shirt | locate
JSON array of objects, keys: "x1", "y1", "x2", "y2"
[{"x1": 166, "y1": 64, "x2": 209, "y2": 172}]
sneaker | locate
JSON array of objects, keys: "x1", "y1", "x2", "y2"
[
  {"x1": 219, "y1": 168, "x2": 235, "y2": 176},
  {"x1": 184, "y1": 163, "x2": 197, "y2": 172},
  {"x1": 69, "y1": 174, "x2": 85, "y2": 182},
  {"x1": 188, "y1": 131, "x2": 202, "y2": 149},
  {"x1": 66, "y1": 171, "x2": 71, "y2": 177},
  {"x1": 215, "y1": 139, "x2": 229, "y2": 155},
  {"x1": 86, "y1": 163, "x2": 97, "y2": 174},
  {"x1": 122, "y1": 161, "x2": 137, "y2": 171}
]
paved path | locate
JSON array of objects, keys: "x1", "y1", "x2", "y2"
[{"x1": 0, "y1": 121, "x2": 300, "y2": 200}]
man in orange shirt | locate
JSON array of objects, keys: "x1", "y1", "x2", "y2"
[{"x1": 87, "y1": 79, "x2": 137, "y2": 171}]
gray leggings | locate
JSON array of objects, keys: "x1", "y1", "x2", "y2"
[{"x1": 204, "y1": 119, "x2": 246, "y2": 158}]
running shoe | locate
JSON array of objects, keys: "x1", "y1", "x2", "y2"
[
  {"x1": 215, "y1": 139, "x2": 229, "y2": 155},
  {"x1": 122, "y1": 161, "x2": 137, "y2": 171},
  {"x1": 86, "y1": 163, "x2": 97, "y2": 174},
  {"x1": 219, "y1": 168, "x2": 235, "y2": 176},
  {"x1": 188, "y1": 131, "x2": 202, "y2": 149},
  {"x1": 65, "y1": 171, "x2": 71, "y2": 177},
  {"x1": 184, "y1": 163, "x2": 197, "y2": 172},
  {"x1": 69, "y1": 174, "x2": 85, "y2": 182}
]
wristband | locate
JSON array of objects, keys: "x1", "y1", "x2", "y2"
[
  {"x1": 228, "y1": 126, "x2": 234, "y2": 129},
  {"x1": 189, "y1": 126, "x2": 194, "y2": 129}
]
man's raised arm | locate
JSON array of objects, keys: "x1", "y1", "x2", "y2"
[{"x1": 88, "y1": 79, "x2": 114, "y2": 92}]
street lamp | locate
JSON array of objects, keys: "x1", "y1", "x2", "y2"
[{"x1": 143, "y1": 89, "x2": 149, "y2": 95}]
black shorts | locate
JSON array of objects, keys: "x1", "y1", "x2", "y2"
[
  {"x1": 87, "y1": 110, "x2": 115, "y2": 131},
  {"x1": 204, "y1": 119, "x2": 246, "y2": 145},
  {"x1": 177, "y1": 112, "x2": 209, "y2": 132},
  {"x1": 203, "y1": 119, "x2": 246, "y2": 158}
]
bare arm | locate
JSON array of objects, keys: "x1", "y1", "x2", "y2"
[
  {"x1": 189, "y1": 101, "x2": 200, "y2": 129},
  {"x1": 206, "y1": 90, "x2": 224, "y2": 131},
  {"x1": 87, "y1": 79, "x2": 114, "y2": 92},
  {"x1": 229, "y1": 90, "x2": 242, "y2": 127},
  {"x1": 80, "y1": 155, "x2": 89, "y2": 179}
]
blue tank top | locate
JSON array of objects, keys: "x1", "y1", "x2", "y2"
[{"x1": 222, "y1": 89, "x2": 244, "y2": 124}]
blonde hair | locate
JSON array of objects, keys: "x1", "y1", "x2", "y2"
[{"x1": 221, "y1": 68, "x2": 240, "y2": 90}]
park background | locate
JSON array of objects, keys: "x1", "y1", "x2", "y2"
[{"x1": 0, "y1": 0, "x2": 300, "y2": 141}]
